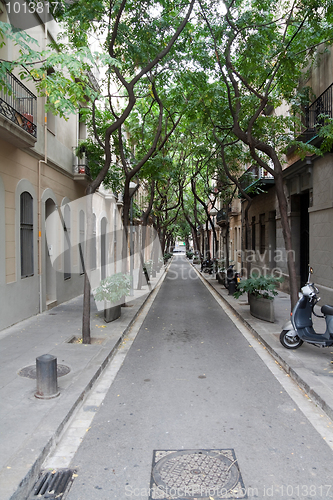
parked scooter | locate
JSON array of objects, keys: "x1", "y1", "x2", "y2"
[
  {"x1": 201, "y1": 254, "x2": 214, "y2": 274},
  {"x1": 280, "y1": 267, "x2": 333, "y2": 349},
  {"x1": 225, "y1": 264, "x2": 240, "y2": 294}
]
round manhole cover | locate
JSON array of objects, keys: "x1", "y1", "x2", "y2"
[
  {"x1": 152, "y1": 450, "x2": 240, "y2": 497},
  {"x1": 18, "y1": 364, "x2": 70, "y2": 379}
]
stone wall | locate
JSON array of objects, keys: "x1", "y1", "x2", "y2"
[{"x1": 309, "y1": 155, "x2": 333, "y2": 305}]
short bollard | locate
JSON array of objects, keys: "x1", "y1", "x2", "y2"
[
  {"x1": 228, "y1": 281, "x2": 236, "y2": 295},
  {"x1": 35, "y1": 354, "x2": 60, "y2": 399}
]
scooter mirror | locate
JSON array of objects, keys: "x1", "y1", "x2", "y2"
[{"x1": 309, "y1": 267, "x2": 313, "y2": 274}]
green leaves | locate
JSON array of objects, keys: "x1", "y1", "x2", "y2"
[
  {"x1": 234, "y1": 274, "x2": 284, "y2": 300},
  {"x1": 93, "y1": 273, "x2": 131, "y2": 303}
]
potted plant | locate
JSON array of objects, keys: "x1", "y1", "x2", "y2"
[
  {"x1": 216, "y1": 259, "x2": 226, "y2": 284},
  {"x1": 233, "y1": 274, "x2": 283, "y2": 322},
  {"x1": 193, "y1": 250, "x2": 201, "y2": 264},
  {"x1": 157, "y1": 256, "x2": 164, "y2": 271},
  {"x1": 93, "y1": 273, "x2": 131, "y2": 323},
  {"x1": 163, "y1": 253, "x2": 172, "y2": 264}
]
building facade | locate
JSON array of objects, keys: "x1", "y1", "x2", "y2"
[
  {"x1": 238, "y1": 46, "x2": 333, "y2": 304},
  {"x1": 0, "y1": 11, "x2": 127, "y2": 329}
]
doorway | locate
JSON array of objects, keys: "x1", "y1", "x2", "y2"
[
  {"x1": 101, "y1": 217, "x2": 107, "y2": 280},
  {"x1": 300, "y1": 191, "x2": 310, "y2": 286},
  {"x1": 45, "y1": 198, "x2": 57, "y2": 306}
]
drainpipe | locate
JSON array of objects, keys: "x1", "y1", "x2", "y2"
[{"x1": 38, "y1": 22, "x2": 48, "y2": 313}]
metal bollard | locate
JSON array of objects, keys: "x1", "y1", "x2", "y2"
[
  {"x1": 228, "y1": 281, "x2": 236, "y2": 295},
  {"x1": 35, "y1": 354, "x2": 60, "y2": 399}
]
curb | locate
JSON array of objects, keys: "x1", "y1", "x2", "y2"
[
  {"x1": 10, "y1": 265, "x2": 170, "y2": 500},
  {"x1": 191, "y1": 263, "x2": 333, "y2": 422}
]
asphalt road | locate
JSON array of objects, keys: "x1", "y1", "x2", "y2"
[{"x1": 66, "y1": 256, "x2": 333, "y2": 500}]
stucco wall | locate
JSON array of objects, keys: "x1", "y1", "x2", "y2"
[{"x1": 0, "y1": 137, "x2": 89, "y2": 330}]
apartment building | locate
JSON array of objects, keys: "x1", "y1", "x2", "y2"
[
  {"x1": 0, "y1": 9, "x2": 125, "y2": 330},
  {"x1": 238, "y1": 46, "x2": 333, "y2": 303}
]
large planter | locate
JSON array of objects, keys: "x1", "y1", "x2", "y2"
[
  {"x1": 217, "y1": 271, "x2": 226, "y2": 285},
  {"x1": 104, "y1": 304, "x2": 121, "y2": 323},
  {"x1": 248, "y1": 293, "x2": 275, "y2": 323}
]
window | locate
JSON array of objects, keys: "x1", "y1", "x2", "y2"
[
  {"x1": 47, "y1": 69, "x2": 56, "y2": 135},
  {"x1": 101, "y1": 217, "x2": 107, "y2": 280},
  {"x1": 64, "y1": 205, "x2": 71, "y2": 280},
  {"x1": 79, "y1": 210, "x2": 85, "y2": 275},
  {"x1": 20, "y1": 191, "x2": 34, "y2": 277},
  {"x1": 90, "y1": 213, "x2": 97, "y2": 271}
]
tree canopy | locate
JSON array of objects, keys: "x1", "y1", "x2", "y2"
[{"x1": 1, "y1": 0, "x2": 333, "y2": 318}]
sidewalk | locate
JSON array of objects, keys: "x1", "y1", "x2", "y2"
[
  {"x1": 0, "y1": 267, "x2": 167, "y2": 500},
  {"x1": 192, "y1": 263, "x2": 333, "y2": 422},
  {"x1": 1, "y1": 260, "x2": 333, "y2": 500}
]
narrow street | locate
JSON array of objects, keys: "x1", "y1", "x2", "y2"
[{"x1": 64, "y1": 256, "x2": 333, "y2": 500}]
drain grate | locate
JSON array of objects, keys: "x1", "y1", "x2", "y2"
[
  {"x1": 18, "y1": 365, "x2": 70, "y2": 379},
  {"x1": 149, "y1": 449, "x2": 247, "y2": 499},
  {"x1": 28, "y1": 469, "x2": 76, "y2": 499}
]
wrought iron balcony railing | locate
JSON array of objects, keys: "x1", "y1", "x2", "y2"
[
  {"x1": 302, "y1": 83, "x2": 333, "y2": 141},
  {"x1": 239, "y1": 165, "x2": 274, "y2": 195},
  {"x1": 73, "y1": 148, "x2": 91, "y2": 176},
  {"x1": 216, "y1": 208, "x2": 227, "y2": 225},
  {"x1": 0, "y1": 72, "x2": 37, "y2": 137}
]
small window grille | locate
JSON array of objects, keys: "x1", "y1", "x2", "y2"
[
  {"x1": 101, "y1": 217, "x2": 107, "y2": 280},
  {"x1": 90, "y1": 213, "x2": 97, "y2": 271},
  {"x1": 79, "y1": 210, "x2": 85, "y2": 275},
  {"x1": 20, "y1": 192, "x2": 34, "y2": 278},
  {"x1": 64, "y1": 205, "x2": 71, "y2": 280}
]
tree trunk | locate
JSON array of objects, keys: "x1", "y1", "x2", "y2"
[
  {"x1": 274, "y1": 171, "x2": 298, "y2": 309},
  {"x1": 82, "y1": 191, "x2": 93, "y2": 344}
]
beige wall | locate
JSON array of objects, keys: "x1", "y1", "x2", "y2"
[{"x1": 0, "y1": 138, "x2": 86, "y2": 282}]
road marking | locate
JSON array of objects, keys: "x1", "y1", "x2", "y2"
[
  {"x1": 43, "y1": 272, "x2": 168, "y2": 470},
  {"x1": 196, "y1": 269, "x2": 333, "y2": 452}
]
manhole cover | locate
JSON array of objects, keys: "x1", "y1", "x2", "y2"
[
  {"x1": 28, "y1": 469, "x2": 76, "y2": 499},
  {"x1": 18, "y1": 364, "x2": 70, "y2": 379},
  {"x1": 149, "y1": 449, "x2": 247, "y2": 499}
]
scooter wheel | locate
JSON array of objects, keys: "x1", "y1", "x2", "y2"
[{"x1": 280, "y1": 330, "x2": 303, "y2": 349}]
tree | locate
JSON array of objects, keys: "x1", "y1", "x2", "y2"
[{"x1": 197, "y1": 0, "x2": 333, "y2": 309}]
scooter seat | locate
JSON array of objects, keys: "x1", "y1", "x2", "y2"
[{"x1": 321, "y1": 304, "x2": 333, "y2": 316}]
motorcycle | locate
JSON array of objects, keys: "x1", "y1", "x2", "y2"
[
  {"x1": 225, "y1": 264, "x2": 240, "y2": 294},
  {"x1": 280, "y1": 267, "x2": 333, "y2": 350},
  {"x1": 201, "y1": 257, "x2": 214, "y2": 274}
]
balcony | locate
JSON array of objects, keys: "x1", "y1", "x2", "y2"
[
  {"x1": 73, "y1": 148, "x2": 91, "y2": 183},
  {"x1": 0, "y1": 72, "x2": 37, "y2": 147},
  {"x1": 239, "y1": 165, "x2": 274, "y2": 197},
  {"x1": 301, "y1": 83, "x2": 333, "y2": 142},
  {"x1": 216, "y1": 208, "x2": 228, "y2": 225}
]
